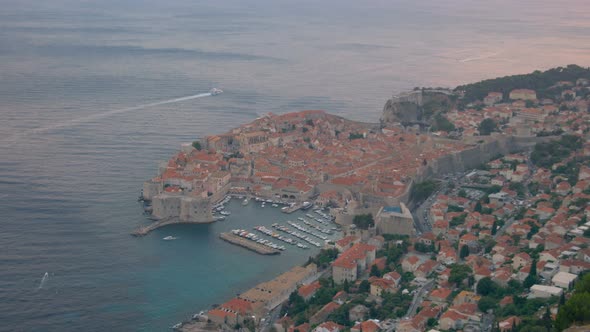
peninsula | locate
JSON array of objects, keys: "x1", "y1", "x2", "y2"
[{"x1": 160, "y1": 65, "x2": 590, "y2": 332}]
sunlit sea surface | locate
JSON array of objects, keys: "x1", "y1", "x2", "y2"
[{"x1": 1, "y1": 0, "x2": 589, "y2": 331}]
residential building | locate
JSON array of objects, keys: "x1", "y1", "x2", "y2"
[{"x1": 332, "y1": 243, "x2": 376, "y2": 284}]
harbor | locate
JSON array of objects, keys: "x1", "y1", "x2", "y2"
[
  {"x1": 208, "y1": 196, "x2": 344, "y2": 255},
  {"x1": 131, "y1": 197, "x2": 341, "y2": 331}
]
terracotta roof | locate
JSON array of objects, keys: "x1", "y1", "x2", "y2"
[
  {"x1": 430, "y1": 288, "x2": 452, "y2": 300},
  {"x1": 315, "y1": 321, "x2": 344, "y2": 332},
  {"x1": 332, "y1": 243, "x2": 376, "y2": 269},
  {"x1": 298, "y1": 281, "x2": 321, "y2": 298}
]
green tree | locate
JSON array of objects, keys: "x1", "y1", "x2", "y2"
[
  {"x1": 460, "y1": 245, "x2": 470, "y2": 259},
  {"x1": 455, "y1": 65, "x2": 590, "y2": 103},
  {"x1": 359, "y1": 280, "x2": 370, "y2": 293},
  {"x1": 530, "y1": 259, "x2": 538, "y2": 277},
  {"x1": 427, "y1": 317, "x2": 437, "y2": 328},
  {"x1": 353, "y1": 214, "x2": 374, "y2": 230},
  {"x1": 307, "y1": 248, "x2": 339, "y2": 269},
  {"x1": 370, "y1": 264, "x2": 382, "y2": 277},
  {"x1": 555, "y1": 292, "x2": 590, "y2": 330},
  {"x1": 531, "y1": 135, "x2": 583, "y2": 168},
  {"x1": 431, "y1": 114, "x2": 456, "y2": 132},
  {"x1": 478, "y1": 118, "x2": 498, "y2": 136},
  {"x1": 343, "y1": 279, "x2": 350, "y2": 292},
  {"x1": 327, "y1": 303, "x2": 352, "y2": 326},
  {"x1": 524, "y1": 260, "x2": 539, "y2": 288},
  {"x1": 477, "y1": 277, "x2": 498, "y2": 296},
  {"x1": 243, "y1": 318, "x2": 256, "y2": 331},
  {"x1": 542, "y1": 306, "x2": 553, "y2": 331},
  {"x1": 524, "y1": 274, "x2": 537, "y2": 289},
  {"x1": 478, "y1": 296, "x2": 498, "y2": 312},
  {"x1": 192, "y1": 141, "x2": 202, "y2": 150},
  {"x1": 475, "y1": 201, "x2": 483, "y2": 212},
  {"x1": 449, "y1": 264, "x2": 473, "y2": 285},
  {"x1": 284, "y1": 291, "x2": 307, "y2": 317},
  {"x1": 574, "y1": 273, "x2": 590, "y2": 293},
  {"x1": 411, "y1": 180, "x2": 440, "y2": 202}
]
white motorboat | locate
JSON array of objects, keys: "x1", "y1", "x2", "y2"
[{"x1": 209, "y1": 88, "x2": 223, "y2": 96}]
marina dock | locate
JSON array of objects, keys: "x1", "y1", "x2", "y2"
[{"x1": 219, "y1": 232, "x2": 281, "y2": 255}]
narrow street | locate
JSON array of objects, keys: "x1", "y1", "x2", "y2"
[{"x1": 405, "y1": 279, "x2": 435, "y2": 318}]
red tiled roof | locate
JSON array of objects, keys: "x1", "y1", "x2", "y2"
[
  {"x1": 332, "y1": 243, "x2": 376, "y2": 269},
  {"x1": 430, "y1": 288, "x2": 452, "y2": 300},
  {"x1": 298, "y1": 281, "x2": 321, "y2": 298}
]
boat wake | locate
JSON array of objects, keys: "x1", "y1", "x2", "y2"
[
  {"x1": 38, "y1": 272, "x2": 49, "y2": 290},
  {"x1": 8, "y1": 92, "x2": 213, "y2": 141},
  {"x1": 459, "y1": 52, "x2": 501, "y2": 63}
]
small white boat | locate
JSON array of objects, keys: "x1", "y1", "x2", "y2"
[
  {"x1": 163, "y1": 236, "x2": 177, "y2": 241},
  {"x1": 209, "y1": 88, "x2": 223, "y2": 96}
]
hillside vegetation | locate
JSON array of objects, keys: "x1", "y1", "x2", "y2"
[{"x1": 455, "y1": 64, "x2": 590, "y2": 104}]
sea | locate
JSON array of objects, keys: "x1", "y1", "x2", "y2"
[{"x1": 1, "y1": 0, "x2": 589, "y2": 331}]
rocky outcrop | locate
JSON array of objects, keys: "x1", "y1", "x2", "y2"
[{"x1": 381, "y1": 89, "x2": 454, "y2": 125}]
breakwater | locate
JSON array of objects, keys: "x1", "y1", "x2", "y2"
[
  {"x1": 131, "y1": 218, "x2": 215, "y2": 236},
  {"x1": 219, "y1": 232, "x2": 281, "y2": 255}
]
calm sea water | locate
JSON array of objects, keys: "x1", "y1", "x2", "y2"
[{"x1": 1, "y1": 0, "x2": 589, "y2": 331}]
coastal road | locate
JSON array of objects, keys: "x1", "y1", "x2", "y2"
[
  {"x1": 411, "y1": 179, "x2": 450, "y2": 234},
  {"x1": 481, "y1": 312, "x2": 495, "y2": 332},
  {"x1": 260, "y1": 306, "x2": 282, "y2": 332},
  {"x1": 405, "y1": 279, "x2": 434, "y2": 318}
]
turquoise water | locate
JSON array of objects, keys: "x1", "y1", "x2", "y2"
[
  {"x1": 1, "y1": 0, "x2": 589, "y2": 331},
  {"x1": 133, "y1": 200, "x2": 337, "y2": 330}
]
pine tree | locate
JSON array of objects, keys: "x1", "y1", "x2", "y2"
[
  {"x1": 475, "y1": 201, "x2": 483, "y2": 212},
  {"x1": 530, "y1": 259, "x2": 537, "y2": 277},
  {"x1": 491, "y1": 220, "x2": 498, "y2": 235},
  {"x1": 460, "y1": 245, "x2": 470, "y2": 259},
  {"x1": 543, "y1": 306, "x2": 552, "y2": 331}
]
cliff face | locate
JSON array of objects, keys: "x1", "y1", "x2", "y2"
[
  {"x1": 381, "y1": 89, "x2": 454, "y2": 125},
  {"x1": 381, "y1": 98, "x2": 420, "y2": 123}
]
